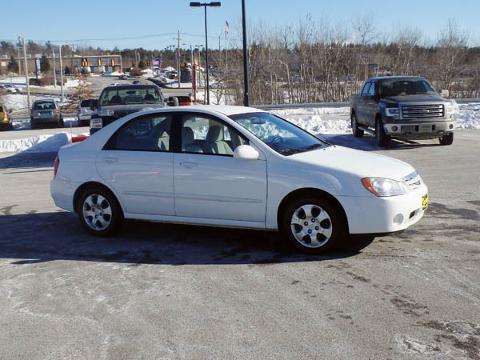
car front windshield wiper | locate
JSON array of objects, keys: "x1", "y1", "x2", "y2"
[{"x1": 279, "y1": 143, "x2": 326, "y2": 156}]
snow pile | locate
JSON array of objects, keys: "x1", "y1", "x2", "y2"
[
  {"x1": 0, "y1": 132, "x2": 71, "y2": 153},
  {"x1": 0, "y1": 94, "x2": 44, "y2": 112},
  {"x1": 272, "y1": 107, "x2": 351, "y2": 134},
  {"x1": 456, "y1": 103, "x2": 480, "y2": 129}
]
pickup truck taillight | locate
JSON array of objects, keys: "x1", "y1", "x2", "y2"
[{"x1": 53, "y1": 157, "x2": 59, "y2": 178}]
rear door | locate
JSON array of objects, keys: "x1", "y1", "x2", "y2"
[
  {"x1": 364, "y1": 80, "x2": 378, "y2": 127},
  {"x1": 357, "y1": 82, "x2": 371, "y2": 124},
  {"x1": 96, "y1": 113, "x2": 175, "y2": 216}
]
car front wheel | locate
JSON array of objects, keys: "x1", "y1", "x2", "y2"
[
  {"x1": 281, "y1": 197, "x2": 346, "y2": 254},
  {"x1": 78, "y1": 187, "x2": 123, "y2": 236},
  {"x1": 375, "y1": 118, "x2": 390, "y2": 147},
  {"x1": 439, "y1": 132, "x2": 454, "y2": 145}
]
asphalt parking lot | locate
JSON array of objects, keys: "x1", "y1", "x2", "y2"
[{"x1": 0, "y1": 130, "x2": 479, "y2": 359}]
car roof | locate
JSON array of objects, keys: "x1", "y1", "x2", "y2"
[
  {"x1": 368, "y1": 76, "x2": 426, "y2": 82},
  {"x1": 102, "y1": 84, "x2": 160, "y2": 91},
  {"x1": 172, "y1": 105, "x2": 265, "y2": 116},
  {"x1": 33, "y1": 99, "x2": 55, "y2": 103}
]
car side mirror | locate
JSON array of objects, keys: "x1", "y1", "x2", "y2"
[{"x1": 234, "y1": 145, "x2": 259, "y2": 160}]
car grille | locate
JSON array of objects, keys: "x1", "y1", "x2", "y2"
[
  {"x1": 401, "y1": 104, "x2": 444, "y2": 119},
  {"x1": 403, "y1": 171, "x2": 422, "y2": 189}
]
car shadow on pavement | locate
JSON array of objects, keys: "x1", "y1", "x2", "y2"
[
  {"x1": 0, "y1": 151, "x2": 57, "y2": 170},
  {"x1": 0, "y1": 212, "x2": 373, "y2": 266},
  {"x1": 322, "y1": 134, "x2": 441, "y2": 151}
]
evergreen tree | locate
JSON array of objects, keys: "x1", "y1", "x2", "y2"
[
  {"x1": 7, "y1": 55, "x2": 19, "y2": 73},
  {"x1": 40, "y1": 54, "x2": 50, "y2": 73}
]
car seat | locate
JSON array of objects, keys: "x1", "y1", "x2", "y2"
[
  {"x1": 182, "y1": 127, "x2": 203, "y2": 153},
  {"x1": 204, "y1": 125, "x2": 233, "y2": 155}
]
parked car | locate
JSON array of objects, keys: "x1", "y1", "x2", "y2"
[
  {"x1": 0, "y1": 104, "x2": 13, "y2": 130},
  {"x1": 30, "y1": 99, "x2": 63, "y2": 128},
  {"x1": 51, "y1": 106, "x2": 428, "y2": 254},
  {"x1": 350, "y1": 76, "x2": 457, "y2": 147},
  {"x1": 77, "y1": 99, "x2": 98, "y2": 126},
  {"x1": 89, "y1": 84, "x2": 165, "y2": 134}
]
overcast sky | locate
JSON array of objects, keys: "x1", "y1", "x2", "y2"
[{"x1": 2, "y1": 0, "x2": 479, "y2": 49}]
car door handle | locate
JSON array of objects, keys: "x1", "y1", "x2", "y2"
[
  {"x1": 104, "y1": 156, "x2": 118, "y2": 164},
  {"x1": 179, "y1": 161, "x2": 198, "y2": 169}
]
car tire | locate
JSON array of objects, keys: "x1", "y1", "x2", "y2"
[
  {"x1": 351, "y1": 113, "x2": 364, "y2": 137},
  {"x1": 439, "y1": 132, "x2": 454, "y2": 145},
  {"x1": 280, "y1": 196, "x2": 347, "y2": 254},
  {"x1": 77, "y1": 186, "x2": 123, "y2": 236},
  {"x1": 375, "y1": 117, "x2": 390, "y2": 147}
]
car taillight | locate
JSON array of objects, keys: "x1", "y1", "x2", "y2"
[{"x1": 53, "y1": 157, "x2": 59, "y2": 178}]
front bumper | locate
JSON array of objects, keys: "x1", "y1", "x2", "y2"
[
  {"x1": 31, "y1": 116, "x2": 58, "y2": 124},
  {"x1": 384, "y1": 119, "x2": 454, "y2": 139},
  {"x1": 338, "y1": 183, "x2": 428, "y2": 234}
]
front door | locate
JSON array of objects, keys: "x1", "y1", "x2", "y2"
[
  {"x1": 96, "y1": 113, "x2": 175, "y2": 216},
  {"x1": 173, "y1": 113, "x2": 267, "y2": 223}
]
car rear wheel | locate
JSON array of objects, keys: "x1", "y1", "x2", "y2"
[
  {"x1": 78, "y1": 186, "x2": 123, "y2": 236},
  {"x1": 281, "y1": 197, "x2": 346, "y2": 254},
  {"x1": 351, "y1": 113, "x2": 364, "y2": 137},
  {"x1": 375, "y1": 118, "x2": 390, "y2": 147},
  {"x1": 439, "y1": 132, "x2": 454, "y2": 145}
]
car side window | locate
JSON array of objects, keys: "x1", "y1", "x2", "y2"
[
  {"x1": 105, "y1": 114, "x2": 172, "y2": 152},
  {"x1": 361, "y1": 82, "x2": 371, "y2": 97},
  {"x1": 367, "y1": 82, "x2": 376, "y2": 97},
  {"x1": 180, "y1": 114, "x2": 248, "y2": 156}
]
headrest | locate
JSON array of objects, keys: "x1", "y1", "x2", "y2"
[
  {"x1": 206, "y1": 125, "x2": 223, "y2": 142},
  {"x1": 182, "y1": 127, "x2": 195, "y2": 144}
]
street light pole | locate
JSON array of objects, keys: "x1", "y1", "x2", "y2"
[
  {"x1": 19, "y1": 37, "x2": 31, "y2": 111},
  {"x1": 241, "y1": 0, "x2": 249, "y2": 106},
  {"x1": 59, "y1": 45, "x2": 64, "y2": 102},
  {"x1": 190, "y1": 2, "x2": 221, "y2": 105}
]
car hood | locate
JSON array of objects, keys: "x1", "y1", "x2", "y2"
[
  {"x1": 289, "y1": 146, "x2": 415, "y2": 180},
  {"x1": 382, "y1": 94, "x2": 444, "y2": 104}
]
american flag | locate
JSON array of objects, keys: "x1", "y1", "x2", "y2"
[{"x1": 224, "y1": 21, "x2": 229, "y2": 36}]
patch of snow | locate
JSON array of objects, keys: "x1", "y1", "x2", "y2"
[
  {"x1": 0, "y1": 132, "x2": 71, "y2": 153},
  {"x1": 272, "y1": 107, "x2": 351, "y2": 134},
  {"x1": 456, "y1": 103, "x2": 480, "y2": 129}
]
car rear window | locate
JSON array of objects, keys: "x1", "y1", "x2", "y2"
[
  {"x1": 33, "y1": 102, "x2": 55, "y2": 110},
  {"x1": 99, "y1": 87, "x2": 162, "y2": 106}
]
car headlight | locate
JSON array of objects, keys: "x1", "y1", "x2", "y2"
[
  {"x1": 99, "y1": 108, "x2": 114, "y2": 117},
  {"x1": 385, "y1": 107, "x2": 400, "y2": 118},
  {"x1": 361, "y1": 177, "x2": 409, "y2": 197}
]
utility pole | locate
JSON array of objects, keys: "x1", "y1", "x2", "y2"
[
  {"x1": 177, "y1": 30, "x2": 181, "y2": 88},
  {"x1": 52, "y1": 47, "x2": 57, "y2": 88},
  {"x1": 20, "y1": 37, "x2": 31, "y2": 111},
  {"x1": 59, "y1": 45, "x2": 64, "y2": 102},
  {"x1": 241, "y1": 0, "x2": 249, "y2": 106}
]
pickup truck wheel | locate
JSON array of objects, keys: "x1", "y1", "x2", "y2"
[
  {"x1": 439, "y1": 133, "x2": 454, "y2": 145},
  {"x1": 280, "y1": 197, "x2": 346, "y2": 254},
  {"x1": 375, "y1": 118, "x2": 390, "y2": 147},
  {"x1": 351, "y1": 113, "x2": 364, "y2": 137}
]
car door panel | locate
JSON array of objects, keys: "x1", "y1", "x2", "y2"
[
  {"x1": 174, "y1": 153, "x2": 267, "y2": 222},
  {"x1": 96, "y1": 151, "x2": 174, "y2": 216}
]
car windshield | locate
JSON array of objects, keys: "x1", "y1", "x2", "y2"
[
  {"x1": 33, "y1": 101, "x2": 55, "y2": 110},
  {"x1": 380, "y1": 79, "x2": 436, "y2": 97},
  {"x1": 229, "y1": 112, "x2": 329, "y2": 156},
  {"x1": 99, "y1": 87, "x2": 162, "y2": 106}
]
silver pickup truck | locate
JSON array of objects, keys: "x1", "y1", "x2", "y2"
[{"x1": 350, "y1": 76, "x2": 457, "y2": 147}]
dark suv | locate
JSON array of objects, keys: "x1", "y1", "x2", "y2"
[
  {"x1": 350, "y1": 76, "x2": 457, "y2": 147},
  {"x1": 90, "y1": 84, "x2": 165, "y2": 134}
]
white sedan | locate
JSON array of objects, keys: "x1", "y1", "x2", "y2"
[{"x1": 51, "y1": 106, "x2": 428, "y2": 253}]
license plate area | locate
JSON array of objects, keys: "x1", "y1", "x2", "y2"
[
  {"x1": 419, "y1": 125, "x2": 432, "y2": 133},
  {"x1": 422, "y1": 194, "x2": 429, "y2": 210},
  {"x1": 90, "y1": 118, "x2": 102, "y2": 129}
]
